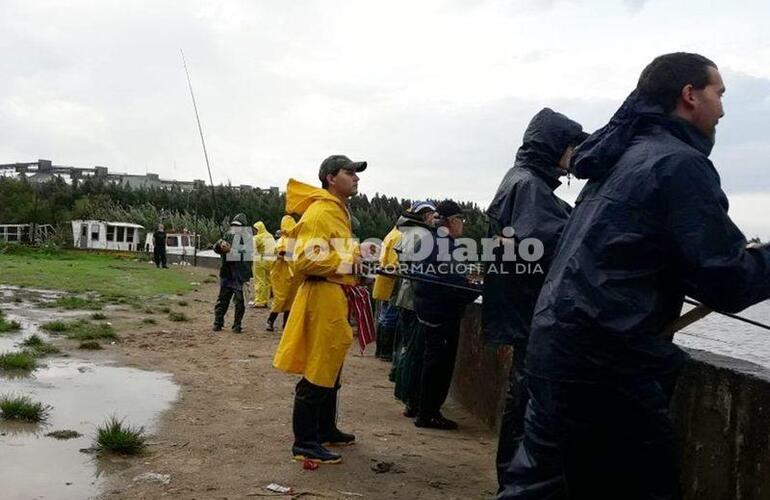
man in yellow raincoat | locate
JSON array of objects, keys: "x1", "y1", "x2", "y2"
[
  {"x1": 273, "y1": 154, "x2": 367, "y2": 464},
  {"x1": 251, "y1": 221, "x2": 275, "y2": 307},
  {"x1": 266, "y1": 215, "x2": 300, "y2": 332}
]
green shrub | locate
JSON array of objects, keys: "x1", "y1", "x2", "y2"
[
  {"x1": 0, "y1": 351, "x2": 37, "y2": 370},
  {"x1": 0, "y1": 318, "x2": 22, "y2": 333},
  {"x1": 90, "y1": 312, "x2": 107, "y2": 320},
  {"x1": 95, "y1": 416, "x2": 146, "y2": 454},
  {"x1": 41, "y1": 320, "x2": 69, "y2": 332},
  {"x1": 20, "y1": 335, "x2": 60, "y2": 355},
  {"x1": 0, "y1": 394, "x2": 51, "y2": 422}
]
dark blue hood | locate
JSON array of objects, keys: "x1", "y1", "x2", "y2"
[
  {"x1": 515, "y1": 107, "x2": 589, "y2": 182},
  {"x1": 571, "y1": 90, "x2": 714, "y2": 181}
]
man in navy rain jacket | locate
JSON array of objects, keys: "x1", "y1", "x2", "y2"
[
  {"x1": 413, "y1": 200, "x2": 481, "y2": 430},
  {"x1": 500, "y1": 52, "x2": 770, "y2": 499},
  {"x1": 484, "y1": 108, "x2": 588, "y2": 488}
]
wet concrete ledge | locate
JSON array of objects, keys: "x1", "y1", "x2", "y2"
[{"x1": 451, "y1": 303, "x2": 770, "y2": 500}]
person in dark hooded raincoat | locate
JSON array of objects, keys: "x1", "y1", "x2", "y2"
[
  {"x1": 484, "y1": 108, "x2": 588, "y2": 488},
  {"x1": 499, "y1": 52, "x2": 770, "y2": 499}
]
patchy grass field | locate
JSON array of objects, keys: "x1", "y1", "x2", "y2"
[
  {"x1": 20, "y1": 335, "x2": 61, "y2": 355},
  {"x1": 0, "y1": 246, "x2": 196, "y2": 298},
  {"x1": 41, "y1": 319, "x2": 117, "y2": 341}
]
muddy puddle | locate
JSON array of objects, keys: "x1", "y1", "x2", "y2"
[{"x1": 0, "y1": 286, "x2": 179, "y2": 500}]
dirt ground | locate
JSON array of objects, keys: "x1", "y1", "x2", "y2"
[{"x1": 99, "y1": 271, "x2": 498, "y2": 499}]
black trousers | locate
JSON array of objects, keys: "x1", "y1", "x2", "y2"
[
  {"x1": 496, "y1": 341, "x2": 529, "y2": 491},
  {"x1": 153, "y1": 247, "x2": 167, "y2": 268},
  {"x1": 375, "y1": 322, "x2": 396, "y2": 360},
  {"x1": 213, "y1": 286, "x2": 244, "y2": 329},
  {"x1": 417, "y1": 319, "x2": 461, "y2": 420},
  {"x1": 498, "y1": 376, "x2": 680, "y2": 500},
  {"x1": 392, "y1": 310, "x2": 423, "y2": 409},
  {"x1": 292, "y1": 374, "x2": 341, "y2": 447}
]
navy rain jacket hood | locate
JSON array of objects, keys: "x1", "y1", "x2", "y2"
[
  {"x1": 483, "y1": 108, "x2": 587, "y2": 345},
  {"x1": 527, "y1": 90, "x2": 770, "y2": 382}
]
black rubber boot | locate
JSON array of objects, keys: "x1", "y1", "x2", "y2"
[
  {"x1": 318, "y1": 386, "x2": 355, "y2": 446},
  {"x1": 266, "y1": 312, "x2": 278, "y2": 332}
]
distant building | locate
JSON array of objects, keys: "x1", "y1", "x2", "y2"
[
  {"x1": 71, "y1": 220, "x2": 144, "y2": 252},
  {"x1": 0, "y1": 223, "x2": 55, "y2": 243},
  {"x1": 0, "y1": 159, "x2": 279, "y2": 194}
]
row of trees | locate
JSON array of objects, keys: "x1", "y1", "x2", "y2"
[{"x1": 0, "y1": 176, "x2": 488, "y2": 247}]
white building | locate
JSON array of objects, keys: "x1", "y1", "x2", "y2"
[
  {"x1": 71, "y1": 220, "x2": 144, "y2": 252},
  {"x1": 144, "y1": 231, "x2": 199, "y2": 256}
]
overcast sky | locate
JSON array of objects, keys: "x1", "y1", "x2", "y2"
[{"x1": 2, "y1": 0, "x2": 770, "y2": 237}]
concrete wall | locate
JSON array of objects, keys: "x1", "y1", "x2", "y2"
[{"x1": 451, "y1": 303, "x2": 770, "y2": 500}]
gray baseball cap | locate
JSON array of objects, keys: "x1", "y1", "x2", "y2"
[{"x1": 318, "y1": 155, "x2": 367, "y2": 183}]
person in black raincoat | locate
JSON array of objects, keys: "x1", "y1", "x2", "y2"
[
  {"x1": 152, "y1": 223, "x2": 168, "y2": 269},
  {"x1": 412, "y1": 200, "x2": 481, "y2": 429},
  {"x1": 213, "y1": 213, "x2": 253, "y2": 334},
  {"x1": 499, "y1": 52, "x2": 770, "y2": 500},
  {"x1": 484, "y1": 108, "x2": 588, "y2": 488}
]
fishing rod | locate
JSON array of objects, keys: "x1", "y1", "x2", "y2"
[
  {"x1": 682, "y1": 298, "x2": 770, "y2": 333},
  {"x1": 181, "y1": 49, "x2": 224, "y2": 237},
  {"x1": 375, "y1": 268, "x2": 770, "y2": 333}
]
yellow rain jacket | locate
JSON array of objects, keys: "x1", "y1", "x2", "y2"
[
  {"x1": 270, "y1": 215, "x2": 301, "y2": 313},
  {"x1": 273, "y1": 179, "x2": 358, "y2": 388},
  {"x1": 371, "y1": 226, "x2": 402, "y2": 301},
  {"x1": 252, "y1": 221, "x2": 276, "y2": 306}
]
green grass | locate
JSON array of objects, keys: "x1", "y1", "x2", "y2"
[
  {"x1": 168, "y1": 311, "x2": 188, "y2": 322},
  {"x1": 20, "y1": 335, "x2": 60, "y2": 355},
  {"x1": 142, "y1": 318, "x2": 157, "y2": 325},
  {"x1": 159, "y1": 306, "x2": 171, "y2": 314},
  {"x1": 40, "y1": 320, "x2": 69, "y2": 332},
  {"x1": 0, "y1": 318, "x2": 22, "y2": 333},
  {"x1": 78, "y1": 341, "x2": 103, "y2": 350},
  {"x1": 90, "y1": 312, "x2": 107, "y2": 320},
  {"x1": 0, "y1": 351, "x2": 37, "y2": 370},
  {"x1": 0, "y1": 394, "x2": 51, "y2": 422},
  {"x1": 142, "y1": 307, "x2": 154, "y2": 314},
  {"x1": 40, "y1": 319, "x2": 117, "y2": 341},
  {"x1": 54, "y1": 296, "x2": 102, "y2": 311},
  {"x1": 95, "y1": 416, "x2": 146, "y2": 455},
  {"x1": 0, "y1": 247, "x2": 198, "y2": 299}
]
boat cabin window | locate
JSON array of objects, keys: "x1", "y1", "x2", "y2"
[
  {"x1": 106, "y1": 226, "x2": 115, "y2": 242},
  {"x1": 166, "y1": 236, "x2": 179, "y2": 247},
  {"x1": 91, "y1": 224, "x2": 99, "y2": 241},
  {"x1": 117, "y1": 226, "x2": 125, "y2": 242}
]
